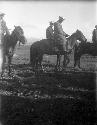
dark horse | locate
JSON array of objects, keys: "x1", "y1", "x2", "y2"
[
  {"x1": 74, "y1": 42, "x2": 97, "y2": 69},
  {"x1": 1, "y1": 26, "x2": 27, "y2": 75},
  {"x1": 30, "y1": 29, "x2": 87, "y2": 71}
]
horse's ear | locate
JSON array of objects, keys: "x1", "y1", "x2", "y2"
[
  {"x1": 76, "y1": 29, "x2": 79, "y2": 33},
  {"x1": 76, "y1": 29, "x2": 78, "y2": 32},
  {"x1": 14, "y1": 25, "x2": 16, "y2": 28}
]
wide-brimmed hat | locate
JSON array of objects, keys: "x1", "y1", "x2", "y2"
[
  {"x1": 95, "y1": 25, "x2": 97, "y2": 29},
  {"x1": 49, "y1": 21, "x2": 53, "y2": 25},
  {"x1": 0, "y1": 12, "x2": 5, "y2": 17},
  {"x1": 59, "y1": 16, "x2": 65, "y2": 21}
]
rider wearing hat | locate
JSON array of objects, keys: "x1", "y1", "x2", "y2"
[
  {"x1": 54, "y1": 16, "x2": 69, "y2": 51},
  {"x1": 46, "y1": 21, "x2": 54, "y2": 40},
  {"x1": 0, "y1": 12, "x2": 10, "y2": 74},
  {"x1": 0, "y1": 12, "x2": 10, "y2": 45},
  {"x1": 92, "y1": 25, "x2": 97, "y2": 45}
]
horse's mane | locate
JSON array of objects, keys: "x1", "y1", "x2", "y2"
[
  {"x1": 4, "y1": 27, "x2": 20, "y2": 45},
  {"x1": 11, "y1": 30, "x2": 15, "y2": 36},
  {"x1": 66, "y1": 30, "x2": 81, "y2": 48},
  {"x1": 67, "y1": 32, "x2": 76, "y2": 46},
  {"x1": 67, "y1": 29, "x2": 83, "y2": 41},
  {"x1": 67, "y1": 32, "x2": 76, "y2": 40},
  {"x1": 11, "y1": 26, "x2": 23, "y2": 37}
]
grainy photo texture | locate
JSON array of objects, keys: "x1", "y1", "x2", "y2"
[{"x1": 0, "y1": 1, "x2": 96, "y2": 125}]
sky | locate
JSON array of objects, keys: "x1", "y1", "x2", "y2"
[{"x1": 0, "y1": 1, "x2": 96, "y2": 42}]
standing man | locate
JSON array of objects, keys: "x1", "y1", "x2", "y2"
[
  {"x1": 92, "y1": 25, "x2": 97, "y2": 45},
  {"x1": 0, "y1": 12, "x2": 10, "y2": 74},
  {"x1": 0, "y1": 12, "x2": 10, "y2": 44},
  {"x1": 54, "y1": 16, "x2": 69, "y2": 51},
  {"x1": 46, "y1": 21, "x2": 54, "y2": 46}
]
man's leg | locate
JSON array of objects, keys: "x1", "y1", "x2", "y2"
[{"x1": 59, "y1": 35, "x2": 67, "y2": 51}]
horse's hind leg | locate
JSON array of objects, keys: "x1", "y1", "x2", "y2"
[
  {"x1": 74, "y1": 54, "x2": 82, "y2": 71},
  {"x1": 63, "y1": 54, "x2": 70, "y2": 68},
  {"x1": 7, "y1": 55, "x2": 12, "y2": 76},
  {"x1": 74, "y1": 50, "x2": 80, "y2": 68},
  {"x1": 30, "y1": 46, "x2": 38, "y2": 70},
  {"x1": 38, "y1": 55, "x2": 43, "y2": 70}
]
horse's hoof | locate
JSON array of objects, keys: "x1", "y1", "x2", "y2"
[{"x1": 74, "y1": 66, "x2": 82, "y2": 71}]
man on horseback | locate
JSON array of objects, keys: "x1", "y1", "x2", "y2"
[
  {"x1": 54, "y1": 16, "x2": 69, "y2": 51},
  {"x1": 46, "y1": 21, "x2": 54, "y2": 46},
  {"x1": 92, "y1": 25, "x2": 97, "y2": 45}
]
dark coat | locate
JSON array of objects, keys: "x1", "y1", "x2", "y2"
[{"x1": 46, "y1": 26, "x2": 54, "y2": 40}]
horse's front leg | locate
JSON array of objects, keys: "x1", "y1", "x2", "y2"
[
  {"x1": 63, "y1": 54, "x2": 70, "y2": 68},
  {"x1": 76, "y1": 58, "x2": 80, "y2": 68},
  {"x1": 37, "y1": 55, "x2": 45, "y2": 74},
  {"x1": 74, "y1": 49, "x2": 78, "y2": 68},
  {"x1": 74, "y1": 50, "x2": 81, "y2": 68},
  {"x1": 63, "y1": 54, "x2": 66, "y2": 68},
  {"x1": 74, "y1": 56, "x2": 82, "y2": 71},
  {"x1": 74, "y1": 57, "x2": 77, "y2": 68},
  {"x1": 8, "y1": 49, "x2": 14, "y2": 76},
  {"x1": 55, "y1": 54, "x2": 61, "y2": 71},
  {"x1": 55, "y1": 54, "x2": 58, "y2": 71},
  {"x1": 8, "y1": 55, "x2": 12, "y2": 75}
]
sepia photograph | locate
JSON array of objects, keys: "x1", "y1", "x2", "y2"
[{"x1": 0, "y1": 0, "x2": 96, "y2": 125}]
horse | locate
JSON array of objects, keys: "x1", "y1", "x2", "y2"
[
  {"x1": 62, "y1": 29, "x2": 87, "y2": 68},
  {"x1": 30, "y1": 29, "x2": 87, "y2": 71},
  {"x1": 1, "y1": 26, "x2": 27, "y2": 75},
  {"x1": 74, "y1": 42, "x2": 97, "y2": 70}
]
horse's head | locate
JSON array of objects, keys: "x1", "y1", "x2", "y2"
[
  {"x1": 76, "y1": 29, "x2": 87, "y2": 43},
  {"x1": 14, "y1": 26, "x2": 27, "y2": 44}
]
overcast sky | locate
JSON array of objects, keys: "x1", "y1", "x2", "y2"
[{"x1": 0, "y1": 1, "x2": 96, "y2": 41}]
